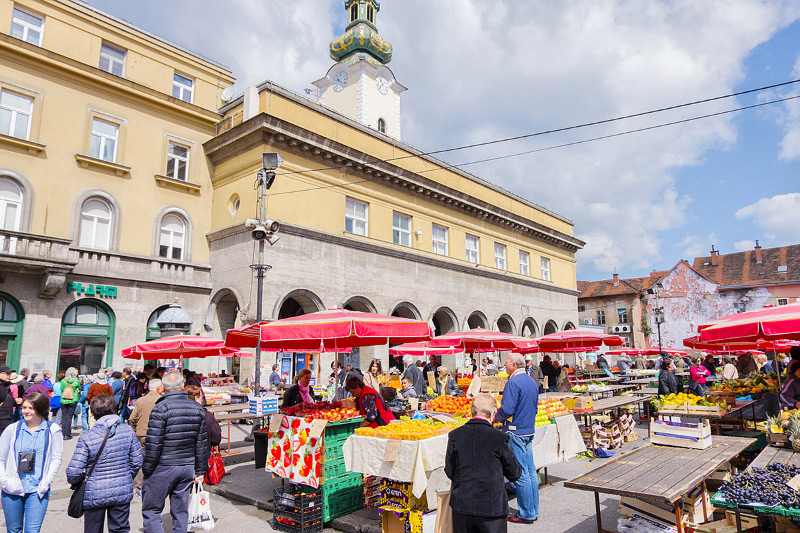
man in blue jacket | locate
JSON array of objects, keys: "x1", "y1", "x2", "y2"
[{"x1": 494, "y1": 353, "x2": 539, "y2": 524}]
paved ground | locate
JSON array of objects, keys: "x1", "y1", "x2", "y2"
[{"x1": 0, "y1": 418, "x2": 651, "y2": 532}]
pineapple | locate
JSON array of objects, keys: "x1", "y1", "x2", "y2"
[
  {"x1": 767, "y1": 415, "x2": 783, "y2": 434},
  {"x1": 789, "y1": 414, "x2": 800, "y2": 453}
]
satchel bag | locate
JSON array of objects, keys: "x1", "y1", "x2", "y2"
[
  {"x1": 204, "y1": 447, "x2": 225, "y2": 485},
  {"x1": 68, "y1": 427, "x2": 111, "y2": 518}
]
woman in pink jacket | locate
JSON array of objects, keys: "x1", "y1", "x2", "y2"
[{"x1": 689, "y1": 356, "x2": 711, "y2": 393}]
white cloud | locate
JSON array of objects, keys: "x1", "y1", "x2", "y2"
[
  {"x1": 87, "y1": 0, "x2": 800, "y2": 275},
  {"x1": 734, "y1": 239, "x2": 757, "y2": 251},
  {"x1": 679, "y1": 233, "x2": 718, "y2": 258},
  {"x1": 735, "y1": 193, "x2": 800, "y2": 244}
]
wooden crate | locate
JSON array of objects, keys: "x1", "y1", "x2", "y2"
[
  {"x1": 687, "y1": 404, "x2": 729, "y2": 416},
  {"x1": 650, "y1": 419, "x2": 712, "y2": 449},
  {"x1": 767, "y1": 430, "x2": 790, "y2": 447},
  {"x1": 707, "y1": 390, "x2": 737, "y2": 406},
  {"x1": 658, "y1": 402, "x2": 689, "y2": 416}
]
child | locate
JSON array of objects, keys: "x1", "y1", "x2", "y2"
[
  {"x1": 445, "y1": 393, "x2": 521, "y2": 532},
  {"x1": 398, "y1": 377, "x2": 417, "y2": 398}
]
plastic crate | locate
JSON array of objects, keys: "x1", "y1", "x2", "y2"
[
  {"x1": 323, "y1": 459, "x2": 350, "y2": 480},
  {"x1": 323, "y1": 483, "x2": 363, "y2": 522},
  {"x1": 273, "y1": 509, "x2": 324, "y2": 533},
  {"x1": 710, "y1": 492, "x2": 738, "y2": 510},
  {"x1": 274, "y1": 486, "x2": 323, "y2": 510}
]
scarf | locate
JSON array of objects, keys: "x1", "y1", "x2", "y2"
[{"x1": 298, "y1": 382, "x2": 313, "y2": 403}]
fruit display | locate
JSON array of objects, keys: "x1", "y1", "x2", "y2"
[
  {"x1": 712, "y1": 375, "x2": 778, "y2": 394},
  {"x1": 537, "y1": 397, "x2": 571, "y2": 417},
  {"x1": 572, "y1": 380, "x2": 606, "y2": 392},
  {"x1": 534, "y1": 411, "x2": 551, "y2": 428},
  {"x1": 652, "y1": 393, "x2": 716, "y2": 408},
  {"x1": 281, "y1": 401, "x2": 361, "y2": 421},
  {"x1": 717, "y1": 463, "x2": 800, "y2": 508},
  {"x1": 426, "y1": 395, "x2": 472, "y2": 414},
  {"x1": 355, "y1": 416, "x2": 468, "y2": 440},
  {"x1": 496, "y1": 371, "x2": 509, "y2": 377},
  {"x1": 457, "y1": 375, "x2": 473, "y2": 388}
]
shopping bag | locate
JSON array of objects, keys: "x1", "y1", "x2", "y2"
[
  {"x1": 188, "y1": 482, "x2": 215, "y2": 531},
  {"x1": 434, "y1": 491, "x2": 453, "y2": 533},
  {"x1": 204, "y1": 447, "x2": 225, "y2": 485}
]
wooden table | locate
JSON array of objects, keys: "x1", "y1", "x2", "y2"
[
  {"x1": 564, "y1": 436, "x2": 756, "y2": 533},
  {"x1": 749, "y1": 444, "x2": 800, "y2": 470},
  {"x1": 576, "y1": 394, "x2": 656, "y2": 427},
  {"x1": 214, "y1": 412, "x2": 269, "y2": 455},
  {"x1": 658, "y1": 400, "x2": 759, "y2": 435},
  {"x1": 207, "y1": 403, "x2": 247, "y2": 414},
  {"x1": 626, "y1": 377, "x2": 659, "y2": 386}
]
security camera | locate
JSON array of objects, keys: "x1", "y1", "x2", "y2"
[
  {"x1": 263, "y1": 219, "x2": 280, "y2": 233},
  {"x1": 244, "y1": 219, "x2": 259, "y2": 229}
]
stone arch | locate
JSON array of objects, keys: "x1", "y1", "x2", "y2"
[
  {"x1": 430, "y1": 307, "x2": 458, "y2": 336},
  {"x1": 274, "y1": 289, "x2": 324, "y2": 319},
  {"x1": 543, "y1": 320, "x2": 559, "y2": 335},
  {"x1": 341, "y1": 295, "x2": 378, "y2": 314},
  {"x1": 205, "y1": 287, "x2": 243, "y2": 334},
  {"x1": 0, "y1": 168, "x2": 35, "y2": 232},
  {"x1": 563, "y1": 321, "x2": 576, "y2": 331},
  {"x1": 496, "y1": 314, "x2": 515, "y2": 334},
  {"x1": 465, "y1": 310, "x2": 489, "y2": 330},
  {"x1": 388, "y1": 301, "x2": 421, "y2": 320},
  {"x1": 520, "y1": 318, "x2": 538, "y2": 338}
]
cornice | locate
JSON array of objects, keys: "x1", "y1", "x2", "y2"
[
  {"x1": 204, "y1": 114, "x2": 585, "y2": 252},
  {"x1": 206, "y1": 222, "x2": 580, "y2": 297}
]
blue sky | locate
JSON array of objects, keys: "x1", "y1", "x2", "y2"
[{"x1": 86, "y1": 0, "x2": 800, "y2": 282}]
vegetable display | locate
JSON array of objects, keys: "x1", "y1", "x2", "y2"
[{"x1": 712, "y1": 374, "x2": 778, "y2": 394}]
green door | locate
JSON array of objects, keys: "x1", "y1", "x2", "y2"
[
  {"x1": 0, "y1": 293, "x2": 24, "y2": 370},
  {"x1": 58, "y1": 299, "x2": 115, "y2": 374}
]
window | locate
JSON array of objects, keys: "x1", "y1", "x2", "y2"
[
  {"x1": 392, "y1": 212, "x2": 411, "y2": 247},
  {"x1": 519, "y1": 251, "x2": 530, "y2": 276},
  {"x1": 0, "y1": 179, "x2": 22, "y2": 231},
  {"x1": 432, "y1": 224, "x2": 448, "y2": 256},
  {"x1": 0, "y1": 90, "x2": 33, "y2": 140},
  {"x1": 345, "y1": 198, "x2": 368, "y2": 236},
  {"x1": 78, "y1": 198, "x2": 112, "y2": 250},
  {"x1": 89, "y1": 118, "x2": 118, "y2": 162},
  {"x1": 778, "y1": 298, "x2": 789, "y2": 306},
  {"x1": 578, "y1": 305, "x2": 585, "y2": 312},
  {"x1": 541, "y1": 257, "x2": 551, "y2": 281},
  {"x1": 367, "y1": 4, "x2": 374, "y2": 22},
  {"x1": 10, "y1": 7, "x2": 43, "y2": 46},
  {"x1": 596, "y1": 309, "x2": 606, "y2": 325},
  {"x1": 378, "y1": 118, "x2": 386, "y2": 134},
  {"x1": 172, "y1": 73, "x2": 194, "y2": 103},
  {"x1": 166, "y1": 142, "x2": 189, "y2": 181},
  {"x1": 618, "y1": 308, "x2": 628, "y2": 324},
  {"x1": 465, "y1": 234, "x2": 479, "y2": 264},
  {"x1": 734, "y1": 302, "x2": 745, "y2": 313},
  {"x1": 494, "y1": 243, "x2": 506, "y2": 270},
  {"x1": 350, "y1": 3, "x2": 358, "y2": 21},
  {"x1": 99, "y1": 42, "x2": 126, "y2": 77},
  {"x1": 159, "y1": 214, "x2": 185, "y2": 260}
]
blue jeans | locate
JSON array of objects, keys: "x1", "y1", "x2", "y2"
[
  {"x1": 1, "y1": 491, "x2": 50, "y2": 533},
  {"x1": 546, "y1": 386, "x2": 558, "y2": 392},
  {"x1": 508, "y1": 433, "x2": 539, "y2": 521},
  {"x1": 81, "y1": 402, "x2": 89, "y2": 430}
]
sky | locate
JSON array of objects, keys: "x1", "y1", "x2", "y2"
[{"x1": 86, "y1": 0, "x2": 800, "y2": 282}]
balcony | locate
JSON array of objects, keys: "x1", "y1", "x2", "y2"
[
  {"x1": 0, "y1": 230, "x2": 77, "y2": 298},
  {"x1": 215, "y1": 110, "x2": 243, "y2": 135}
]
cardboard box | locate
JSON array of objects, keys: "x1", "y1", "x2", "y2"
[
  {"x1": 689, "y1": 511, "x2": 758, "y2": 533},
  {"x1": 380, "y1": 479, "x2": 427, "y2": 511},
  {"x1": 563, "y1": 397, "x2": 593, "y2": 412},
  {"x1": 249, "y1": 396, "x2": 279, "y2": 415},
  {"x1": 380, "y1": 506, "x2": 436, "y2": 533},
  {"x1": 651, "y1": 419, "x2": 712, "y2": 450}
]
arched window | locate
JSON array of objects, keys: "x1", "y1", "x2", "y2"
[
  {"x1": 79, "y1": 198, "x2": 112, "y2": 250},
  {"x1": 159, "y1": 214, "x2": 186, "y2": 260},
  {"x1": 0, "y1": 179, "x2": 22, "y2": 231},
  {"x1": 146, "y1": 304, "x2": 170, "y2": 340},
  {"x1": 350, "y1": 3, "x2": 358, "y2": 21},
  {"x1": 378, "y1": 118, "x2": 386, "y2": 134},
  {"x1": 0, "y1": 293, "x2": 24, "y2": 369},
  {"x1": 367, "y1": 4, "x2": 374, "y2": 23}
]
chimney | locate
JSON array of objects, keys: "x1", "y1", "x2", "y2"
[
  {"x1": 613, "y1": 272, "x2": 619, "y2": 286},
  {"x1": 710, "y1": 245, "x2": 719, "y2": 266},
  {"x1": 755, "y1": 240, "x2": 763, "y2": 264}
]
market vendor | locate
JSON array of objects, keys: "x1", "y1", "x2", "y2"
[
  {"x1": 344, "y1": 376, "x2": 395, "y2": 428},
  {"x1": 280, "y1": 369, "x2": 319, "y2": 409},
  {"x1": 780, "y1": 360, "x2": 800, "y2": 409},
  {"x1": 435, "y1": 367, "x2": 459, "y2": 396}
]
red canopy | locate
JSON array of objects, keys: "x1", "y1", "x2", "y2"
[
  {"x1": 225, "y1": 309, "x2": 433, "y2": 352},
  {"x1": 388, "y1": 342, "x2": 463, "y2": 357},
  {"x1": 606, "y1": 347, "x2": 687, "y2": 356},
  {"x1": 121, "y1": 335, "x2": 247, "y2": 360},
  {"x1": 535, "y1": 330, "x2": 623, "y2": 352},
  {"x1": 697, "y1": 303, "x2": 800, "y2": 343},
  {"x1": 426, "y1": 328, "x2": 538, "y2": 354}
]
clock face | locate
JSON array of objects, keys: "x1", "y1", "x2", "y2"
[
  {"x1": 376, "y1": 75, "x2": 390, "y2": 95},
  {"x1": 333, "y1": 72, "x2": 348, "y2": 92}
]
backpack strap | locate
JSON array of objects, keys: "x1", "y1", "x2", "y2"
[{"x1": 86, "y1": 427, "x2": 112, "y2": 481}]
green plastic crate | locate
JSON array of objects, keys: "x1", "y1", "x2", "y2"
[
  {"x1": 722, "y1": 430, "x2": 766, "y2": 453},
  {"x1": 323, "y1": 459, "x2": 351, "y2": 480},
  {"x1": 323, "y1": 481, "x2": 362, "y2": 522}
]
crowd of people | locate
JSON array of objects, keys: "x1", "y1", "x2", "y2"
[{"x1": 0, "y1": 364, "x2": 219, "y2": 533}]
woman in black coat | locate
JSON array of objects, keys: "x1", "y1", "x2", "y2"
[
  {"x1": 658, "y1": 359, "x2": 681, "y2": 396},
  {"x1": 280, "y1": 369, "x2": 319, "y2": 410}
]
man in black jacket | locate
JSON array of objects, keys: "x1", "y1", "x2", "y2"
[
  {"x1": 539, "y1": 356, "x2": 561, "y2": 392},
  {"x1": 142, "y1": 371, "x2": 208, "y2": 533},
  {"x1": 445, "y1": 393, "x2": 521, "y2": 532}
]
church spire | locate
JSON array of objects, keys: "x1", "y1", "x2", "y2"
[{"x1": 329, "y1": 0, "x2": 392, "y2": 66}]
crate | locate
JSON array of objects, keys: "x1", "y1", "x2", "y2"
[
  {"x1": 767, "y1": 431, "x2": 790, "y2": 447},
  {"x1": 273, "y1": 486, "x2": 324, "y2": 533},
  {"x1": 249, "y1": 396, "x2": 280, "y2": 415},
  {"x1": 722, "y1": 430, "x2": 766, "y2": 453},
  {"x1": 274, "y1": 486, "x2": 323, "y2": 510},
  {"x1": 380, "y1": 479, "x2": 427, "y2": 511},
  {"x1": 563, "y1": 397, "x2": 593, "y2": 412},
  {"x1": 273, "y1": 508, "x2": 324, "y2": 533},
  {"x1": 707, "y1": 391, "x2": 737, "y2": 406},
  {"x1": 651, "y1": 419, "x2": 712, "y2": 449},
  {"x1": 323, "y1": 483, "x2": 362, "y2": 522},
  {"x1": 687, "y1": 404, "x2": 729, "y2": 416}
]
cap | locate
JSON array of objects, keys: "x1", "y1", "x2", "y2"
[
  {"x1": 0, "y1": 365, "x2": 12, "y2": 374},
  {"x1": 525, "y1": 356, "x2": 532, "y2": 361}
]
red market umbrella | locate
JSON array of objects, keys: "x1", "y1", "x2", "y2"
[
  {"x1": 697, "y1": 303, "x2": 800, "y2": 343},
  {"x1": 535, "y1": 330, "x2": 623, "y2": 352},
  {"x1": 121, "y1": 335, "x2": 248, "y2": 360},
  {"x1": 226, "y1": 309, "x2": 433, "y2": 352},
  {"x1": 426, "y1": 328, "x2": 538, "y2": 354},
  {"x1": 683, "y1": 335, "x2": 770, "y2": 352},
  {"x1": 705, "y1": 349, "x2": 765, "y2": 357},
  {"x1": 606, "y1": 347, "x2": 688, "y2": 356},
  {"x1": 389, "y1": 342, "x2": 464, "y2": 357}
]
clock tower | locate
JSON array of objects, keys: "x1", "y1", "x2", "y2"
[{"x1": 313, "y1": 0, "x2": 406, "y2": 140}]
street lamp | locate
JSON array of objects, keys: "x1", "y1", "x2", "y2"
[{"x1": 652, "y1": 282, "x2": 665, "y2": 353}]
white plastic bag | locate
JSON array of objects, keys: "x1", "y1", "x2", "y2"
[{"x1": 188, "y1": 482, "x2": 215, "y2": 531}]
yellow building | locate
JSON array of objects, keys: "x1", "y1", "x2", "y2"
[{"x1": 0, "y1": 0, "x2": 583, "y2": 377}]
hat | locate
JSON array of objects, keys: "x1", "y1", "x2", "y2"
[
  {"x1": 95, "y1": 372, "x2": 107, "y2": 384},
  {"x1": 9, "y1": 373, "x2": 23, "y2": 383},
  {"x1": 525, "y1": 356, "x2": 532, "y2": 361},
  {"x1": 0, "y1": 365, "x2": 11, "y2": 374}
]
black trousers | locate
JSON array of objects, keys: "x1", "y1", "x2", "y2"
[
  {"x1": 453, "y1": 511, "x2": 507, "y2": 533},
  {"x1": 59, "y1": 403, "x2": 77, "y2": 437},
  {"x1": 84, "y1": 503, "x2": 131, "y2": 533}
]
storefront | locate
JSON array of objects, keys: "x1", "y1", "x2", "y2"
[
  {"x1": 0, "y1": 293, "x2": 24, "y2": 370},
  {"x1": 58, "y1": 298, "x2": 115, "y2": 374}
]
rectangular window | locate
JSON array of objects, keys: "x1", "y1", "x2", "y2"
[
  {"x1": 578, "y1": 305, "x2": 585, "y2": 312},
  {"x1": 541, "y1": 257, "x2": 551, "y2": 281},
  {"x1": 10, "y1": 6, "x2": 43, "y2": 46},
  {"x1": 344, "y1": 198, "x2": 368, "y2": 236},
  {"x1": 392, "y1": 212, "x2": 411, "y2": 247},
  {"x1": 89, "y1": 118, "x2": 118, "y2": 162},
  {"x1": 166, "y1": 142, "x2": 189, "y2": 181},
  {"x1": 778, "y1": 298, "x2": 789, "y2": 306},
  {"x1": 0, "y1": 90, "x2": 33, "y2": 139},
  {"x1": 596, "y1": 310, "x2": 606, "y2": 325},
  {"x1": 432, "y1": 224, "x2": 448, "y2": 256},
  {"x1": 618, "y1": 308, "x2": 628, "y2": 324},
  {"x1": 494, "y1": 243, "x2": 506, "y2": 270},
  {"x1": 99, "y1": 42, "x2": 126, "y2": 77},
  {"x1": 465, "y1": 234, "x2": 479, "y2": 264},
  {"x1": 172, "y1": 73, "x2": 194, "y2": 103},
  {"x1": 519, "y1": 251, "x2": 530, "y2": 276}
]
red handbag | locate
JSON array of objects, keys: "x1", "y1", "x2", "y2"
[{"x1": 205, "y1": 447, "x2": 225, "y2": 485}]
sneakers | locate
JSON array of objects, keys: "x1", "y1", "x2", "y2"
[{"x1": 508, "y1": 515, "x2": 536, "y2": 524}]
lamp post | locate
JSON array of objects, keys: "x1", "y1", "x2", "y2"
[
  {"x1": 653, "y1": 282, "x2": 665, "y2": 353},
  {"x1": 248, "y1": 152, "x2": 282, "y2": 395}
]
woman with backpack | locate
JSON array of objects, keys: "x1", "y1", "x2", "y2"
[
  {"x1": 58, "y1": 368, "x2": 81, "y2": 441},
  {"x1": 0, "y1": 392, "x2": 63, "y2": 533}
]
